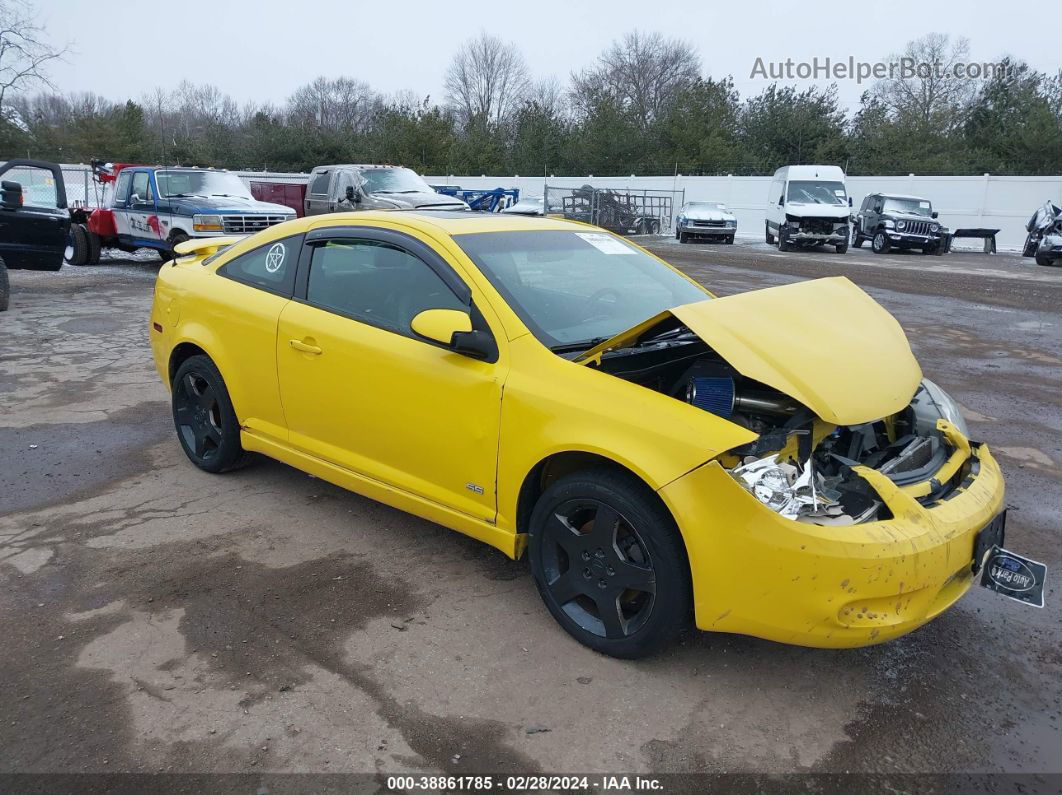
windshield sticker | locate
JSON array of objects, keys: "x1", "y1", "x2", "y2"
[
  {"x1": 576, "y1": 232, "x2": 636, "y2": 255},
  {"x1": 265, "y1": 242, "x2": 286, "y2": 273},
  {"x1": 919, "y1": 201, "x2": 931, "y2": 208}
]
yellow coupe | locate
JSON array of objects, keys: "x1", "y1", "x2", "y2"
[{"x1": 150, "y1": 212, "x2": 1005, "y2": 658}]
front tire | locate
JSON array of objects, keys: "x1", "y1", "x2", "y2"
[
  {"x1": 724, "y1": 234, "x2": 734, "y2": 244},
  {"x1": 1036, "y1": 253, "x2": 1060, "y2": 267},
  {"x1": 528, "y1": 468, "x2": 692, "y2": 659},
  {"x1": 765, "y1": 223, "x2": 775, "y2": 245},
  {"x1": 835, "y1": 239, "x2": 849, "y2": 254},
  {"x1": 171, "y1": 355, "x2": 248, "y2": 473},
  {"x1": 777, "y1": 227, "x2": 792, "y2": 252},
  {"x1": 872, "y1": 231, "x2": 890, "y2": 254},
  {"x1": 679, "y1": 231, "x2": 689, "y2": 243}
]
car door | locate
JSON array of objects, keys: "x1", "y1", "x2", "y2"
[
  {"x1": 126, "y1": 170, "x2": 164, "y2": 243},
  {"x1": 206, "y1": 232, "x2": 305, "y2": 443},
  {"x1": 304, "y1": 170, "x2": 332, "y2": 216},
  {"x1": 276, "y1": 226, "x2": 505, "y2": 521},
  {"x1": 0, "y1": 160, "x2": 69, "y2": 269}
]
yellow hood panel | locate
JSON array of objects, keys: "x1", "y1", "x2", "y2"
[{"x1": 579, "y1": 277, "x2": 922, "y2": 426}]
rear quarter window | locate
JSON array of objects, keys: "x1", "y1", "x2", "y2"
[{"x1": 217, "y1": 234, "x2": 303, "y2": 297}]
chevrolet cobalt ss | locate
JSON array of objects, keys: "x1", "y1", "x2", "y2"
[{"x1": 150, "y1": 212, "x2": 1005, "y2": 658}]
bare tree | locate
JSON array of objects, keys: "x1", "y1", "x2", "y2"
[
  {"x1": 444, "y1": 32, "x2": 530, "y2": 126},
  {"x1": 571, "y1": 31, "x2": 700, "y2": 129},
  {"x1": 0, "y1": 0, "x2": 66, "y2": 111},
  {"x1": 870, "y1": 33, "x2": 978, "y2": 127},
  {"x1": 288, "y1": 76, "x2": 380, "y2": 132}
]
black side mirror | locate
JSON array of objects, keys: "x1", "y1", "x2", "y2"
[
  {"x1": 1, "y1": 180, "x2": 22, "y2": 209},
  {"x1": 848, "y1": 196, "x2": 853, "y2": 207},
  {"x1": 931, "y1": 211, "x2": 939, "y2": 219},
  {"x1": 451, "y1": 329, "x2": 497, "y2": 361},
  {"x1": 345, "y1": 185, "x2": 361, "y2": 203}
]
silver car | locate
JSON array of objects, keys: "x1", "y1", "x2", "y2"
[{"x1": 676, "y1": 201, "x2": 737, "y2": 244}]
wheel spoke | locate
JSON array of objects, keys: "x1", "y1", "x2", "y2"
[
  {"x1": 193, "y1": 425, "x2": 208, "y2": 458},
  {"x1": 590, "y1": 503, "x2": 619, "y2": 546},
  {"x1": 174, "y1": 402, "x2": 194, "y2": 424},
  {"x1": 595, "y1": 592, "x2": 626, "y2": 639},
  {"x1": 197, "y1": 385, "x2": 216, "y2": 410},
  {"x1": 547, "y1": 511, "x2": 584, "y2": 557},
  {"x1": 612, "y1": 559, "x2": 656, "y2": 594},
  {"x1": 547, "y1": 570, "x2": 582, "y2": 605}
]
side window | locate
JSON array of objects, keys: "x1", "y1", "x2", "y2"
[
  {"x1": 309, "y1": 171, "x2": 331, "y2": 196},
  {"x1": 218, "y1": 234, "x2": 301, "y2": 296},
  {"x1": 306, "y1": 239, "x2": 466, "y2": 336},
  {"x1": 113, "y1": 171, "x2": 132, "y2": 207},
  {"x1": 131, "y1": 172, "x2": 150, "y2": 202},
  {"x1": 335, "y1": 171, "x2": 355, "y2": 201},
  {"x1": 4, "y1": 166, "x2": 58, "y2": 208}
]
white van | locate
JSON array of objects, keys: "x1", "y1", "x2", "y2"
[{"x1": 764, "y1": 165, "x2": 852, "y2": 253}]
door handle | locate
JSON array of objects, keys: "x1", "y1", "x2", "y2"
[{"x1": 289, "y1": 338, "x2": 322, "y2": 355}]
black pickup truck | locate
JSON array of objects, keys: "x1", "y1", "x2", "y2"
[{"x1": 0, "y1": 159, "x2": 70, "y2": 311}]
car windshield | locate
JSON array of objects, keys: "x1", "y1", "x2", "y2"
[
  {"x1": 359, "y1": 167, "x2": 432, "y2": 194},
  {"x1": 786, "y1": 180, "x2": 847, "y2": 205},
  {"x1": 882, "y1": 197, "x2": 933, "y2": 216},
  {"x1": 156, "y1": 170, "x2": 252, "y2": 199},
  {"x1": 455, "y1": 230, "x2": 709, "y2": 350}
]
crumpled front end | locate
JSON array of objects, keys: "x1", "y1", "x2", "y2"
[{"x1": 660, "y1": 432, "x2": 1004, "y2": 647}]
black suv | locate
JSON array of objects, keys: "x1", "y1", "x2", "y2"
[
  {"x1": 853, "y1": 193, "x2": 946, "y2": 255},
  {"x1": 0, "y1": 160, "x2": 70, "y2": 311}
]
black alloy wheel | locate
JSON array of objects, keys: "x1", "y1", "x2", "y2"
[
  {"x1": 538, "y1": 498, "x2": 657, "y2": 640},
  {"x1": 529, "y1": 468, "x2": 691, "y2": 658},
  {"x1": 171, "y1": 355, "x2": 247, "y2": 473}
]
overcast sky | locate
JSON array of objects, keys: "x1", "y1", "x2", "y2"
[{"x1": 39, "y1": 0, "x2": 1054, "y2": 113}]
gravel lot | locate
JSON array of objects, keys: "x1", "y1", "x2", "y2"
[{"x1": 1, "y1": 241, "x2": 1059, "y2": 781}]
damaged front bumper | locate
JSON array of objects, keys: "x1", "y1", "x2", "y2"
[{"x1": 658, "y1": 437, "x2": 1005, "y2": 648}]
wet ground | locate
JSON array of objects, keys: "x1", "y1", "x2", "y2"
[{"x1": 1, "y1": 242, "x2": 1060, "y2": 780}]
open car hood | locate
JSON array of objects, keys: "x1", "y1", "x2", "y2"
[{"x1": 575, "y1": 277, "x2": 922, "y2": 426}]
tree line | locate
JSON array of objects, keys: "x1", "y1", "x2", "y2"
[{"x1": 1, "y1": 22, "x2": 1059, "y2": 177}]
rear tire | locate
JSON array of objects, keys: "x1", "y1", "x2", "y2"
[
  {"x1": 528, "y1": 467, "x2": 691, "y2": 659},
  {"x1": 86, "y1": 229, "x2": 102, "y2": 264},
  {"x1": 0, "y1": 256, "x2": 9, "y2": 312},
  {"x1": 66, "y1": 224, "x2": 89, "y2": 266},
  {"x1": 171, "y1": 355, "x2": 249, "y2": 474}
]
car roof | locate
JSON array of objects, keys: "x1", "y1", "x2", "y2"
[{"x1": 301, "y1": 210, "x2": 584, "y2": 236}]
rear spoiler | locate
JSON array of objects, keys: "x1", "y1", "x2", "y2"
[{"x1": 173, "y1": 236, "x2": 245, "y2": 258}]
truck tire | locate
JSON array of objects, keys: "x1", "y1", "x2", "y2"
[
  {"x1": 66, "y1": 224, "x2": 90, "y2": 266},
  {"x1": 166, "y1": 230, "x2": 190, "y2": 260},
  {"x1": 1035, "y1": 253, "x2": 1059, "y2": 267},
  {"x1": 0, "y1": 256, "x2": 9, "y2": 312},
  {"x1": 777, "y1": 227, "x2": 792, "y2": 252},
  {"x1": 765, "y1": 222, "x2": 775, "y2": 245},
  {"x1": 1022, "y1": 234, "x2": 1039, "y2": 258},
  {"x1": 86, "y1": 229, "x2": 102, "y2": 264}
]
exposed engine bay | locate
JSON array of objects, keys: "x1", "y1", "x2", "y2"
[{"x1": 588, "y1": 320, "x2": 970, "y2": 526}]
